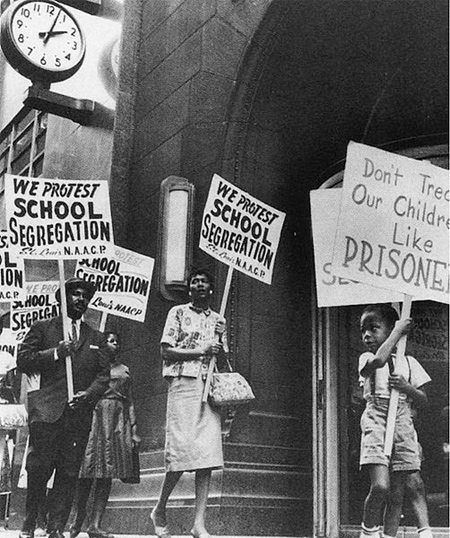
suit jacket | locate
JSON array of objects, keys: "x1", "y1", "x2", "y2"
[{"x1": 17, "y1": 316, "x2": 110, "y2": 428}]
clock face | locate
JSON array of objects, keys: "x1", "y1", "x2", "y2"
[{"x1": 0, "y1": 0, "x2": 86, "y2": 83}]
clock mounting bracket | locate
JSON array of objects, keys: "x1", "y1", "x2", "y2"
[{"x1": 24, "y1": 82, "x2": 95, "y2": 125}]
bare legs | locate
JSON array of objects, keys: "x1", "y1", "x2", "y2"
[
  {"x1": 152, "y1": 469, "x2": 213, "y2": 538},
  {"x1": 384, "y1": 471, "x2": 431, "y2": 538},
  {"x1": 152, "y1": 471, "x2": 183, "y2": 529},
  {"x1": 191, "y1": 468, "x2": 212, "y2": 538},
  {"x1": 384, "y1": 472, "x2": 407, "y2": 537},
  {"x1": 363, "y1": 468, "x2": 431, "y2": 538},
  {"x1": 363, "y1": 465, "x2": 390, "y2": 529},
  {"x1": 89, "y1": 478, "x2": 113, "y2": 533},
  {"x1": 405, "y1": 472, "x2": 430, "y2": 530},
  {"x1": 71, "y1": 478, "x2": 113, "y2": 538}
]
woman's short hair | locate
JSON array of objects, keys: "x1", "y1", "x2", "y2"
[
  {"x1": 361, "y1": 303, "x2": 399, "y2": 329},
  {"x1": 187, "y1": 268, "x2": 215, "y2": 292}
]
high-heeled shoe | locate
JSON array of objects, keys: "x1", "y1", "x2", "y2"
[{"x1": 151, "y1": 508, "x2": 171, "y2": 538}]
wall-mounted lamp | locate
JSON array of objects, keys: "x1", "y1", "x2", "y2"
[{"x1": 158, "y1": 176, "x2": 195, "y2": 301}]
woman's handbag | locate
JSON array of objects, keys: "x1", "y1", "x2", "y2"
[{"x1": 208, "y1": 360, "x2": 255, "y2": 407}]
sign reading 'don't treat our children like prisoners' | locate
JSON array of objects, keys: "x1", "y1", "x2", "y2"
[
  {"x1": 199, "y1": 174, "x2": 286, "y2": 285},
  {"x1": 4, "y1": 175, "x2": 114, "y2": 259},
  {"x1": 331, "y1": 142, "x2": 449, "y2": 304}
]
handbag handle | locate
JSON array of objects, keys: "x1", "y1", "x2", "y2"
[{"x1": 212, "y1": 358, "x2": 233, "y2": 374}]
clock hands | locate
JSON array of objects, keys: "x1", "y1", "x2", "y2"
[
  {"x1": 38, "y1": 30, "x2": 68, "y2": 38},
  {"x1": 41, "y1": 8, "x2": 61, "y2": 44}
]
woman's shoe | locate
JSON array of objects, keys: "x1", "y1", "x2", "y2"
[
  {"x1": 190, "y1": 529, "x2": 212, "y2": 538},
  {"x1": 150, "y1": 508, "x2": 171, "y2": 538},
  {"x1": 69, "y1": 528, "x2": 81, "y2": 538},
  {"x1": 87, "y1": 529, "x2": 115, "y2": 538}
]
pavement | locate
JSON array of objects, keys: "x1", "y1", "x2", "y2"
[{"x1": 0, "y1": 530, "x2": 297, "y2": 538}]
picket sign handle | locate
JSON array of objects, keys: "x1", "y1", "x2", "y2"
[
  {"x1": 384, "y1": 293, "x2": 413, "y2": 456},
  {"x1": 58, "y1": 259, "x2": 74, "y2": 401},
  {"x1": 99, "y1": 311, "x2": 108, "y2": 333},
  {"x1": 202, "y1": 267, "x2": 234, "y2": 403}
]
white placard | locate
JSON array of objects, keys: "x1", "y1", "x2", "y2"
[
  {"x1": 0, "y1": 229, "x2": 25, "y2": 300},
  {"x1": 11, "y1": 281, "x2": 59, "y2": 343},
  {"x1": 199, "y1": 174, "x2": 285, "y2": 285},
  {"x1": 332, "y1": 142, "x2": 449, "y2": 304},
  {"x1": 0, "y1": 328, "x2": 18, "y2": 361},
  {"x1": 310, "y1": 189, "x2": 412, "y2": 307},
  {"x1": 5, "y1": 175, "x2": 114, "y2": 259},
  {"x1": 75, "y1": 245, "x2": 154, "y2": 323}
]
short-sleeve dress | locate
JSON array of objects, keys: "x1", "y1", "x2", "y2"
[
  {"x1": 160, "y1": 303, "x2": 226, "y2": 472},
  {"x1": 79, "y1": 363, "x2": 136, "y2": 479}
]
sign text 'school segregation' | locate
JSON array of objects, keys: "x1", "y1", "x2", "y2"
[
  {"x1": 11, "y1": 281, "x2": 59, "y2": 343},
  {"x1": 332, "y1": 142, "x2": 449, "y2": 304},
  {"x1": 310, "y1": 189, "x2": 411, "y2": 307},
  {"x1": 5, "y1": 175, "x2": 114, "y2": 259},
  {"x1": 199, "y1": 175, "x2": 286, "y2": 285},
  {"x1": 0, "y1": 230, "x2": 25, "y2": 300},
  {"x1": 75, "y1": 245, "x2": 155, "y2": 323}
]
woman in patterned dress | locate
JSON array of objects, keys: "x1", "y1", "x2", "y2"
[
  {"x1": 151, "y1": 269, "x2": 228, "y2": 538},
  {"x1": 71, "y1": 332, "x2": 140, "y2": 538}
]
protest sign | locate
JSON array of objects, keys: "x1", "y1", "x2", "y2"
[
  {"x1": 75, "y1": 245, "x2": 154, "y2": 323},
  {"x1": 310, "y1": 189, "x2": 428, "y2": 307},
  {"x1": 0, "y1": 328, "x2": 18, "y2": 361},
  {"x1": 332, "y1": 142, "x2": 449, "y2": 304},
  {"x1": 5, "y1": 175, "x2": 114, "y2": 259},
  {"x1": 11, "y1": 281, "x2": 59, "y2": 343},
  {"x1": 0, "y1": 230, "x2": 25, "y2": 300},
  {"x1": 199, "y1": 174, "x2": 285, "y2": 285}
]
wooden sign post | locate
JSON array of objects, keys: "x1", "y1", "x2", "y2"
[
  {"x1": 202, "y1": 266, "x2": 234, "y2": 403},
  {"x1": 384, "y1": 294, "x2": 412, "y2": 456},
  {"x1": 57, "y1": 259, "x2": 74, "y2": 401}
]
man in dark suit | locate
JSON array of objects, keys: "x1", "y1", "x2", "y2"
[{"x1": 17, "y1": 277, "x2": 110, "y2": 538}]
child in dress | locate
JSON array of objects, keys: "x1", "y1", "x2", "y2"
[
  {"x1": 71, "y1": 332, "x2": 140, "y2": 538},
  {"x1": 358, "y1": 304, "x2": 432, "y2": 538}
]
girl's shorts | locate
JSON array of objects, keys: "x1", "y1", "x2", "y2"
[{"x1": 360, "y1": 397, "x2": 421, "y2": 471}]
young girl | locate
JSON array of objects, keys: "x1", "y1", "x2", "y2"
[
  {"x1": 358, "y1": 304, "x2": 432, "y2": 538},
  {"x1": 71, "y1": 332, "x2": 141, "y2": 538}
]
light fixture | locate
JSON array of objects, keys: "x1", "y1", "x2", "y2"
[{"x1": 157, "y1": 176, "x2": 195, "y2": 301}]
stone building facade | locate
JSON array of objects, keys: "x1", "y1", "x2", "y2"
[{"x1": 0, "y1": 0, "x2": 448, "y2": 536}]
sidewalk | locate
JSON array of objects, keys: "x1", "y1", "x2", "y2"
[{"x1": 0, "y1": 530, "x2": 299, "y2": 538}]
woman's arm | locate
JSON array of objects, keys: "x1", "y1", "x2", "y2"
[{"x1": 161, "y1": 341, "x2": 224, "y2": 362}]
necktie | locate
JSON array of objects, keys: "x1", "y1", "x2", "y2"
[{"x1": 71, "y1": 320, "x2": 78, "y2": 341}]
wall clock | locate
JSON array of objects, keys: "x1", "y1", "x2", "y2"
[{"x1": 0, "y1": 0, "x2": 86, "y2": 84}]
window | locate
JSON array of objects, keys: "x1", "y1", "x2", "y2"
[{"x1": 0, "y1": 109, "x2": 47, "y2": 228}]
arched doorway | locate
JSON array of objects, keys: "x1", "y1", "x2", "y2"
[{"x1": 219, "y1": 0, "x2": 448, "y2": 535}]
